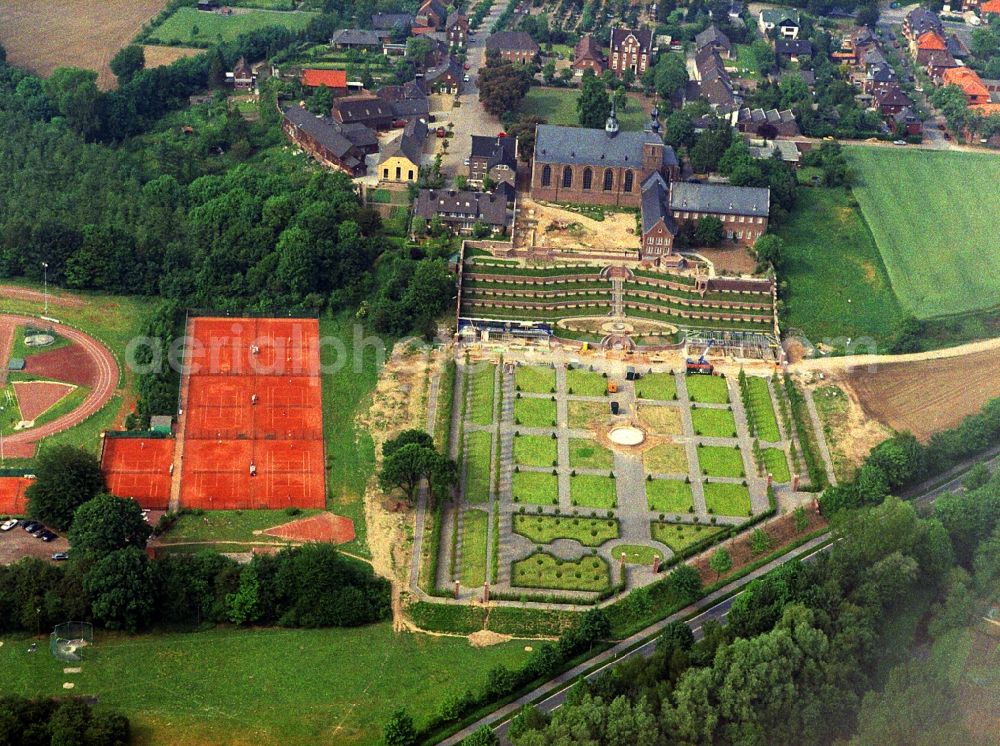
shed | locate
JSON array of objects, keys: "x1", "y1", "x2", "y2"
[{"x1": 150, "y1": 415, "x2": 173, "y2": 435}]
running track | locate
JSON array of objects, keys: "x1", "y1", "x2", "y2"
[{"x1": 1, "y1": 314, "x2": 119, "y2": 458}]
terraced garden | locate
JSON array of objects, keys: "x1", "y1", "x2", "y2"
[
  {"x1": 512, "y1": 514, "x2": 619, "y2": 546},
  {"x1": 512, "y1": 551, "x2": 611, "y2": 592}
]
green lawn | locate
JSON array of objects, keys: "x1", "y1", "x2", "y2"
[
  {"x1": 0, "y1": 384, "x2": 21, "y2": 435},
  {"x1": 518, "y1": 87, "x2": 651, "y2": 131},
  {"x1": 514, "y1": 365, "x2": 555, "y2": 393},
  {"x1": 460, "y1": 509, "x2": 488, "y2": 587},
  {"x1": 685, "y1": 375, "x2": 729, "y2": 404},
  {"x1": 512, "y1": 514, "x2": 618, "y2": 546},
  {"x1": 643, "y1": 443, "x2": 688, "y2": 475},
  {"x1": 321, "y1": 315, "x2": 391, "y2": 558},
  {"x1": 511, "y1": 551, "x2": 611, "y2": 592},
  {"x1": 696, "y1": 445, "x2": 745, "y2": 478},
  {"x1": 567, "y1": 400, "x2": 607, "y2": 429},
  {"x1": 565, "y1": 367, "x2": 607, "y2": 396},
  {"x1": 512, "y1": 471, "x2": 558, "y2": 505},
  {"x1": 778, "y1": 187, "x2": 904, "y2": 346},
  {"x1": 513, "y1": 434, "x2": 558, "y2": 467},
  {"x1": 609, "y1": 544, "x2": 662, "y2": 564},
  {"x1": 568, "y1": 438, "x2": 614, "y2": 470},
  {"x1": 703, "y1": 482, "x2": 752, "y2": 516},
  {"x1": 813, "y1": 384, "x2": 854, "y2": 482},
  {"x1": 465, "y1": 431, "x2": 493, "y2": 503},
  {"x1": 469, "y1": 363, "x2": 496, "y2": 426},
  {"x1": 147, "y1": 7, "x2": 317, "y2": 45},
  {"x1": 158, "y1": 509, "x2": 321, "y2": 543},
  {"x1": 0, "y1": 625, "x2": 530, "y2": 745},
  {"x1": 9, "y1": 325, "x2": 72, "y2": 360},
  {"x1": 569, "y1": 474, "x2": 617, "y2": 509},
  {"x1": 651, "y1": 522, "x2": 724, "y2": 553},
  {"x1": 646, "y1": 479, "x2": 693, "y2": 513},
  {"x1": 847, "y1": 147, "x2": 1000, "y2": 319},
  {"x1": 746, "y1": 376, "x2": 780, "y2": 442},
  {"x1": 760, "y1": 448, "x2": 791, "y2": 483},
  {"x1": 732, "y1": 44, "x2": 762, "y2": 77},
  {"x1": 691, "y1": 407, "x2": 737, "y2": 438},
  {"x1": 635, "y1": 372, "x2": 677, "y2": 401},
  {"x1": 514, "y1": 396, "x2": 557, "y2": 428}
]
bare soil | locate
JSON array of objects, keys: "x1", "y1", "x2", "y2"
[
  {"x1": 841, "y1": 347, "x2": 1000, "y2": 442},
  {"x1": 142, "y1": 45, "x2": 201, "y2": 70},
  {"x1": 0, "y1": 0, "x2": 169, "y2": 89},
  {"x1": 696, "y1": 245, "x2": 758, "y2": 275},
  {"x1": 515, "y1": 196, "x2": 640, "y2": 252},
  {"x1": 803, "y1": 377, "x2": 890, "y2": 481}
]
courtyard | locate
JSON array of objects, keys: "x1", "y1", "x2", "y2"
[{"x1": 432, "y1": 351, "x2": 798, "y2": 602}]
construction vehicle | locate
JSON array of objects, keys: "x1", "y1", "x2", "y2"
[
  {"x1": 686, "y1": 342, "x2": 715, "y2": 375},
  {"x1": 607, "y1": 381, "x2": 619, "y2": 394}
]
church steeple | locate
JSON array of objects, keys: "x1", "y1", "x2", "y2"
[
  {"x1": 605, "y1": 101, "x2": 619, "y2": 137},
  {"x1": 649, "y1": 104, "x2": 661, "y2": 134}
]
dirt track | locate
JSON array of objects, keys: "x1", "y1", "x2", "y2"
[
  {"x1": 0, "y1": 285, "x2": 85, "y2": 309},
  {"x1": 1, "y1": 314, "x2": 119, "y2": 458}
]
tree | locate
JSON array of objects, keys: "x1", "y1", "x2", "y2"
[
  {"x1": 752, "y1": 234, "x2": 784, "y2": 272},
  {"x1": 794, "y1": 506, "x2": 809, "y2": 533},
  {"x1": 109, "y1": 45, "x2": 145, "y2": 86},
  {"x1": 750, "y1": 528, "x2": 772, "y2": 555},
  {"x1": 309, "y1": 85, "x2": 333, "y2": 115},
  {"x1": 463, "y1": 725, "x2": 500, "y2": 745},
  {"x1": 479, "y1": 61, "x2": 531, "y2": 118},
  {"x1": 84, "y1": 547, "x2": 156, "y2": 632},
  {"x1": 653, "y1": 53, "x2": 688, "y2": 102},
  {"x1": 667, "y1": 563, "x2": 702, "y2": 602},
  {"x1": 664, "y1": 111, "x2": 695, "y2": 149},
  {"x1": 383, "y1": 709, "x2": 417, "y2": 745},
  {"x1": 383, "y1": 429, "x2": 434, "y2": 459},
  {"x1": 26, "y1": 446, "x2": 105, "y2": 531},
  {"x1": 694, "y1": 216, "x2": 724, "y2": 246},
  {"x1": 42, "y1": 67, "x2": 103, "y2": 140},
  {"x1": 577, "y1": 71, "x2": 610, "y2": 129},
  {"x1": 379, "y1": 443, "x2": 435, "y2": 502},
  {"x1": 709, "y1": 547, "x2": 732, "y2": 579},
  {"x1": 68, "y1": 494, "x2": 152, "y2": 558},
  {"x1": 227, "y1": 565, "x2": 262, "y2": 625}
]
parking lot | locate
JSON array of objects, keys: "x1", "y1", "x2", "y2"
[{"x1": 0, "y1": 522, "x2": 69, "y2": 564}]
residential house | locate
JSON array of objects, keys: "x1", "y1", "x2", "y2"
[
  {"x1": 863, "y1": 63, "x2": 897, "y2": 94},
  {"x1": 912, "y1": 30, "x2": 948, "y2": 62},
  {"x1": 942, "y1": 66, "x2": 991, "y2": 105},
  {"x1": 903, "y1": 7, "x2": 942, "y2": 41},
  {"x1": 282, "y1": 105, "x2": 374, "y2": 176},
  {"x1": 228, "y1": 57, "x2": 254, "y2": 90},
  {"x1": 469, "y1": 134, "x2": 517, "y2": 188},
  {"x1": 413, "y1": 189, "x2": 511, "y2": 234},
  {"x1": 379, "y1": 118, "x2": 427, "y2": 183},
  {"x1": 639, "y1": 173, "x2": 683, "y2": 265},
  {"x1": 947, "y1": 33, "x2": 970, "y2": 60},
  {"x1": 485, "y1": 31, "x2": 540, "y2": 63},
  {"x1": 758, "y1": 9, "x2": 800, "y2": 39},
  {"x1": 446, "y1": 11, "x2": 469, "y2": 48},
  {"x1": 736, "y1": 107, "x2": 799, "y2": 137},
  {"x1": 332, "y1": 95, "x2": 395, "y2": 129},
  {"x1": 747, "y1": 139, "x2": 801, "y2": 166},
  {"x1": 372, "y1": 12, "x2": 415, "y2": 31},
  {"x1": 330, "y1": 29, "x2": 382, "y2": 50},
  {"x1": 693, "y1": 47, "x2": 739, "y2": 112},
  {"x1": 609, "y1": 27, "x2": 653, "y2": 77},
  {"x1": 377, "y1": 80, "x2": 431, "y2": 122},
  {"x1": 573, "y1": 35, "x2": 606, "y2": 74},
  {"x1": 423, "y1": 58, "x2": 463, "y2": 94},
  {"x1": 695, "y1": 25, "x2": 731, "y2": 58},
  {"x1": 301, "y1": 68, "x2": 348, "y2": 95},
  {"x1": 873, "y1": 86, "x2": 912, "y2": 117},
  {"x1": 925, "y1": 50, "x2": 959, "y2": 80},
  {"x1": 860, "y1": 46, "x2": 887, "y2": 69},
  {"x1": 775, "y1": 39, "x2": 813, "y2": 62},
  {"x1": 893, "y1": 107, "x2": 923, "y2": 136},
  {"x1": 669, "y1": 182, "x2": 770, "y2": 246},
  {"x1": 982, "y1": 0, "x2": 1000, "y2": 15},
  {"x1": 531, "y1": 109, "x2": 679, "y2": 208},
  {"x1": 415, "y1": 0, "x2": 447, "y2": 30}
]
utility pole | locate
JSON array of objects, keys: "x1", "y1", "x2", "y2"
[
  {"x1": 42, "y1": 262, "x2": 49, "y2": 315},
  {"x1": 0, "y1": 405, "x2": 5, "y2": 464}
]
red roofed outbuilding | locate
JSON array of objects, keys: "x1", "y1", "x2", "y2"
[{"x1": 301, "y1": 69, "x2": 348, "y2": 94}]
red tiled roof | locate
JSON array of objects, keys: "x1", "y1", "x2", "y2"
[
  {"x1": 301, "y1": 69, "x2": 348, "y2": 88},
  {"x1": 916, "y1": 31, "x2": 947, "y2": 50},
  {"x1": 943, "y1": 66, "x2": 990, "y2": 98},
  {"x1": 982, "y1": 0, "x2": 1000, "y2": 14}
]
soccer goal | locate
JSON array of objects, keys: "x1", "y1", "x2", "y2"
[{"x1": 50, "y1": 622, "x2": 94, "y2": 662}]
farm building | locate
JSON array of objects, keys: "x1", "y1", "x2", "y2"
[
  {"x1": 281, "y1": 105, "x2": 375, "y2": 176},
  {"x1": 300, "y1": 68, "x2": 348, "y2": 95},
  {"x1": 485, "y1": 31, "x2": 540, "y2": 63}
]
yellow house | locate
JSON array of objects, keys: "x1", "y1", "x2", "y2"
[{"x1": 379, "y1": 119, "x2": 427, "y2": 183}]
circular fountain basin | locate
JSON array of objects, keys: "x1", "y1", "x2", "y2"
[{"x1": 608, "y1": 426, "x2": 645, "y2": 446}]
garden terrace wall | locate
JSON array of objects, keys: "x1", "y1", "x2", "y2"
[
  {"x1": 622, "y1": 299, "x2": 774, "y2": 325},
  {"x1": 624, "y1": 279, "x2": 773, "y2": 305},
  {"x1": 622, "y1": 286, "x2": 773, "y2": 312}
]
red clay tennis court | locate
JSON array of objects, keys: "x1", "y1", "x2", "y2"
[
  {"x1": 179, "y1": 317, "x2": 326, "y2": 510},
  {"x1": 0, "y1": 476, "x2": 32, "y2": 515},
  {"x1": 101, "y1": 437, "x2": 174, "y2": 510}
]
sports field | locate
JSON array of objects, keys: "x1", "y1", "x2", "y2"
[
  {"x1": 0, "y1": 625, "x2": 531, "y2": 745},
  {"x1": 101, "y1": 436, "x2": 175, "y2": 509},
  {"x1": 847, "y1": 147, "x2": 1000, "y2": 319},
  {"x1": 147, "y1": 7, "x2": 317, "y2": 46}
]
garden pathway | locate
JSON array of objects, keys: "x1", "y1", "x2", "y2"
[{"x1": 804, "y1": 387, "x2": 838, "y2": 487}]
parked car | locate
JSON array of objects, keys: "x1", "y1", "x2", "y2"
[
  {"x1": 51, "y1": 552, "x2": 69, "y2": 561},
  {"x1": 30, "y1": 527, "x2": 47, "y2": 538},
  {"x1": 22, "y1": 520, "x2": 40, "y2": 533},
  {"x1": 463, "y1": 74, "x2": 471, "y2": 82},
  {"x1": 40, "y1": 530, "x2": 58, "y2": 542},
  {"x1": 1, "y1": 519, "x2": 18, "y2": 531},
  {"x1": 893, "y1": 139, "x2": 907, "y2": 145}
]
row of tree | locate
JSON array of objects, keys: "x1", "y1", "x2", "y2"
[{"x1": 0, "y1": 695, "x2": 130, "y2": 746}]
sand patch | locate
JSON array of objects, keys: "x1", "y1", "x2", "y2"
[{"x1": 469, "y1": 629, "x2": 512, "y2": 647}]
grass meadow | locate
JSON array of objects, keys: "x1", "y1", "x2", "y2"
[
  {"x1": 651, "y1": 522, "x2": 724, "y2": 552},
  {"x1": 460, "y1": 509, "x2": 488, "y2": 587},
  {"x1": 703, "y1": 482, "x2": 752, "y2": 516},
  {"x1": 512, "y1": 514, "x2": 619, "y2": 546},
  {"x1": 512, "y1": 551, "x2": 611, "y2": 592},
  {"x1": 646, "y1": 479, "x2": 693, "y2": 513},
  {"x1": 147, "y1": 7, "x2": 317, "y2": 46},
  {"x1": 0, "y1": 625, "x2": 530, "y2": 745},
  {"x1": 518, "y1": 88, "x2": 650, "y2": 132},
  {"x1": 847, "y1": 147, "x2": 1000, "y2": 319}
]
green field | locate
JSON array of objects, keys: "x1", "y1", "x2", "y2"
[
  {"x1": 513, "y1": 434, "x2": 558, "y2": 467},
  {"x1": 512, "y1": 551, "x2": 611, "y2": 592},
  {"x1": 685, "y1": 375, "x2": 729, "y2": 404},
  {"x1": 514, "y1": 365, "x2": 555, "y2": 393},
  {"x1": 691, "y1": 407, "x2": 737, "y2": 438},
  {"x1": 569, "y1": 474, "x2": 617, "y2": 508},
  {"x1": 635, "y1": 372, "x2": 676, "y2": 401},
  {"x1": 760, "y1": 448, "x2": 791, "y2": 483},
  {"x1": 609, "y1": 544, "x2": 662, "y2": 564},
  {"x1": 565, "y1": 367, "x2": 606, "y2": 396},
  {"x1": 518, "y1": 87, "x2": 651, "y2": 131},
  {"x1": 567, "y1": 400, "x2": 606, "y2": 429},
  {"x1": 696, "y1": 445, "x2": 745, "y2": 478},
  {"x1": 514, "y1": 396, "x2": 557, "y2": 428},
  {"x1": 746, "y1": 376, "x2": 780, "y2": 442},
  {"x1": 568, "y1": 438, "x2": 614, "y2": 470},
  {"x1": 0, "y1": 625, "x2": 530, "y2": 745},
  {"x1": 469, "y1": 363, "x2": 496, "y2": 425},
  {"x1": 158, "y1": 509, "x2": 321, "y2": 544},
  {"x1": 465, "y1": 431, "x2": 493, "y2": 503},
  {"x1": 703, "y1": 482, "x2": 752, "y2": 516},
  {"x1": 512, "y1": 470, "x2": 558, "y2": 505},
  {"x1": 651, "y1": 522, "x2": 724, "y2": 553},
  {"x1": 512, "y1": 514, "x2": 618, "y2": 546},
  {"x1": 778, "y1": 187, "x2": 904, "y2": 345},
  {"x1": 460, "y1": 509, "x2": 488, "y2": 587},
  {"x1": 847, "y1": 147, "x2": 1000, "y2": 319},
  {"x1": 643, "y1": 443, "x2": 688, "y2": 475},
  {"x1": 147, "y1": 7, "x2": 317, "y2": 46},
  {"x1": 646, "y1": 479, "x2": 693, "y2": 513}
]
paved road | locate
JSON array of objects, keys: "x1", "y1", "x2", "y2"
[{"x1": 439, "y1": 448, "x2": 997, "y2": 744}]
